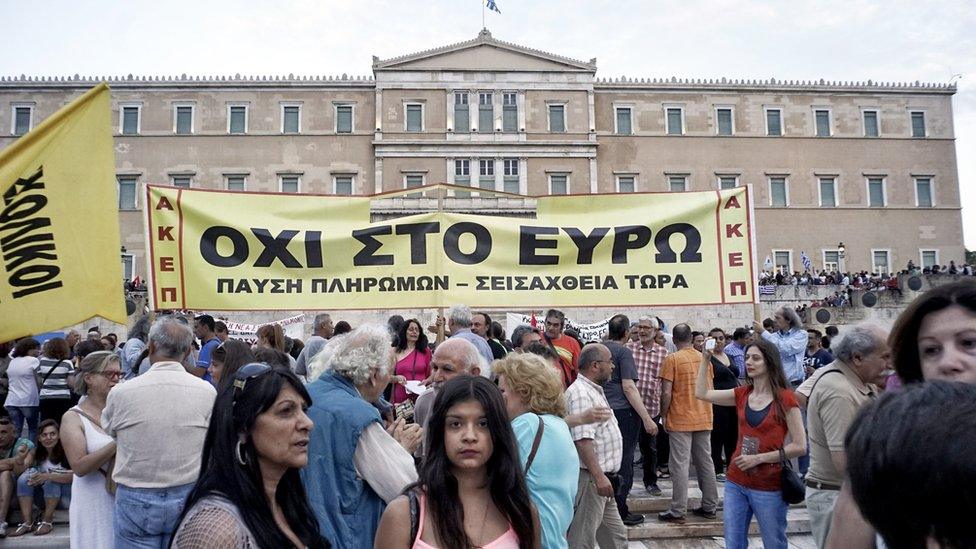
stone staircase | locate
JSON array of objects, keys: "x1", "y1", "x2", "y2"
[{"x1": 625, "y1": 475, "x2": 812, "y2": 543}]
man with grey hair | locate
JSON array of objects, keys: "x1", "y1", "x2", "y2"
[
  {"x1": 447, "y1": 304, "x2": 494, "y2": 367},
  {"x1": 414, "y1": 338, "x2": 484, "y2": 433},
  {"x1": 755, "y1": 305, "x2": 808, "y2": 387},
  {"x1": 102, "y1": 317, "x2": 216, "y2": 548},
  {"x1": 797, "y1": 324, "x2": 890, "y2": 547},
  {"x1": 303, "y1": 324, "x2": 420, "y2": 548},
  {"x1": 511, "y1": 324, "x2": 543, "y2": 352},
  {"x1": 295, "y1": 312, "x2": 334, "y2": 378}
]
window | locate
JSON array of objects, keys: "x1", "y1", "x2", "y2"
[
  {"x1": 12, "y1": 105, "x2": 33, "y2": 136},
  {"x1": 872, "y1": 250, "x2": 891, "y2": 275},
  {"x1": 282, "y1": 105, "x2": 301, "y2": 134},
  {"x1": 815, "y1": 109, "x2": 831, "y2": 137},
  {"x1": 479, "y1": 159, "x2": 495, "y2": 190},
  {"x1": 226, "y1": 175, "x2": 246, "y2": 191},
  {"x1": 549, "y1": 174, "x2": 568, "y2": 195},
  {"x1": 334, "y1": 175, "x2": 353, "y2": 195},
  {"x1": 228, "y1": 105, "x2": 248, "y2": 134},
  {"x1": 478, "y1": 93, "x2": 493, "y2": 133},
  {"x1": 335, "y1": 104, "x2": 353, "y2": 133},
  {"x1": 503, "y1": 159, "x2": 519, "y2": 193},
  {"x1": 666, "y1": 107, "x2": 684, "y2": 135},
  {"x1": 117, "y1": 176, "x2": 137, "y2": 209},
  {"x1": 863, "y1": 110, "x2": 879, "y2": 137},
  {"x1": 279, "y1": 175, "x2": 300, "y2": 194},
  {"x1": 120, "y1": 105, "x2": 140, "y2": 135},
  {"x1": 774, "y1": 250, "x2": 792, "y2": 275},
  {"x1": 911, "y1": 111, "x2": 926, "y2": 137},
  {"x1": 405, "y1": 104, "x2": 423, "y2": 132},
  {"x1": 819, "y1": 177, "x2": 837, "y2": 207},
  {"x1": 174, "y1": 105, "x2": 193, "y2": 135},
  {"x1": 823, "y1": 250, "x2": 840, "y2": 272},
  {"x1": 616, "y1": 175, "x2": 635, "y2": 193},
  {"x1": 668, "y1": 176, "x2": 687, "y2": 192},
  {"x1": 455, "y1": 160, "x2": 471, "y2": 197},
  {"x1": 766, "y1": 108, "x2": 782, "y2": 136},
  {"x1": 171, "y1": 176, "x2": 192, "y2": 189},
  {"x1": 769, "y1": 177, "x2": 788, "y2": 207},
  {"x1": 719, "y1": 176, "x2": 738, "y2": 189},
  {"x1": 548, "y1": 104, "x2": 565, "y2": 133},
  {"x1": 121, "y1": 254, "x2": 135, "y2": 281},
  {"x1": 716, "y1": 108, "x2": 733, "y2": 136},
  {"x1": 405, "y1": 174, "x2": 424, "y2": 189},
  {"x1": 920, "y1": 250, "x2": 938, "y2": 269},
  {"x1": 615, "y1": 107, "x2": 632, "y2": 135},
  {"x1": 867, "y1": 177, "x2": 885, "y2": 207},
  {"x1": 454, "y1": 92, "x2": 469, "y2": 133},
  {"x1": 502, "y1": 93, "x2": 517, "y2": 132},
  {"x1": 914, "y1": 177, "x2": 933, "y2": 207}
]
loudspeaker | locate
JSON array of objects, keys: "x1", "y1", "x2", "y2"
[
  {"x1": 907, "y1": 276, "x2": 923, "y2": 291},
  {"x1": 861, "y1": 292, "x2": 878, "y2": 308},
  {"x1": 815, "y1": 309, "x2": 831, "y2": 324},
  {"x1": 125, "y1": 298, "x2": 137, "y2": 316}
]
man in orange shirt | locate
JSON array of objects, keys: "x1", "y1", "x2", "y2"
[
  {"x1": 543, "y1": 308, "x2": 581, "y2": 387},
  {"x1": 658, "y1": 323, "x2": 719, "y2": 524}
]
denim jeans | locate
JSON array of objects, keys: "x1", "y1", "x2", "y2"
[
  {"x1": 4, "y1": 405, "x2": 39, "y2": 442},
  {"x1": 723, "y1": 480, "x2": 788, "y2": 549},
  {"x1": 115, "y1": 483, "x2": 193, "y2": 549},
  {"x1": 16, "y1": 473, "x2": 72, "y2": 504},
  {"x1": 612, "y1": 407, "x2": 640, "y2": 518}
]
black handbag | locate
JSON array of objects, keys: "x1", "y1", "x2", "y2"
[{"x1": 779, "y1": 448, "x2": 804, "y2": 504}]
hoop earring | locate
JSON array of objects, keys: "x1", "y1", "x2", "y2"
[{"x1": 235, "y1": 439, "x2": 248, "y2": 466}]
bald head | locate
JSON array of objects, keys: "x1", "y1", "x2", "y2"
[{"x1": 431, "y1": 338, "x2": 482, "y2": 386}]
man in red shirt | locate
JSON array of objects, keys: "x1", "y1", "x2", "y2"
[{"x1": 543, "y1": 308, "x2": 581, "y2": 387}]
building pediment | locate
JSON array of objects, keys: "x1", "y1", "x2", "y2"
[{"x1": 373, "y1": 29, "x2": 596, "y2": 73}]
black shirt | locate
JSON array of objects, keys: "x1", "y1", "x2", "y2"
[{"x1": 711, "y1": 355, "x2": 739, "y2": 391}]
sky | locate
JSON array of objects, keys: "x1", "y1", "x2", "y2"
[{"x1": 2, "y1": 0, "x2": 973, "y2": 247}]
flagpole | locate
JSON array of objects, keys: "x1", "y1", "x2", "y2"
[{"x1": 482, "y1": 0, "x2": 486, "y2": 29}]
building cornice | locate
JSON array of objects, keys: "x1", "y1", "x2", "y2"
[
  {"x1": 594, "y1": 76, "x2": 956, "y2": 95},
  {"x1": 0, "y1": 74, "x2": 375, "y2": 90},
  {"x1": 372, "y1": 29, "x2": 597, "y2": 72}
]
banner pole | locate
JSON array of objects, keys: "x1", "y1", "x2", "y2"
[{"x1": 437, "y1": 185, "x2": 445, "y2": 340}]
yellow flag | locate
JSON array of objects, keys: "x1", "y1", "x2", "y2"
[{"x1": 0, "y1": 83, "x2": 126, "y2": 340}]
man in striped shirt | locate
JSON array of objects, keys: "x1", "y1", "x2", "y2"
[{"x1": 627, "y1": 316, "x2": 668, "y2": 496}]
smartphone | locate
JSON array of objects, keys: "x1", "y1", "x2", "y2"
[{"x1": 705, "y1": 338, "x2": 716, "y2": 351}]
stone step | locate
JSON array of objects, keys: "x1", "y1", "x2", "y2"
[
  {"x1": 625, "y1": 477, "x2": 806, "y2": 513},
  {"x1": 7, "y1": 509, "x2": 70, "y2": 525},
  {"x1": 627, "y1": 507, "x2": 810, "y2": 540},
  {"x1": 1, "y1": 527, "x2": 70, "y2": 548}
]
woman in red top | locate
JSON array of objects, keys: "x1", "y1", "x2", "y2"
[
  {"x1": 694, "y1": 337, "x2": 806, "y2": 549},
  {"x1": 391, "y1": 319, "x2": 433, "y2": 404}
]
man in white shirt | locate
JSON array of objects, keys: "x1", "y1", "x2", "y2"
[
  {"x1": 566, "y1": 343, "x2": 628, "y2": 549},
  {"x1": 102, "y1": 317, "x2": 216, "y2": 548}
]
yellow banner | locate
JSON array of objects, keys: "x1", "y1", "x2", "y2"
[
  {"x1": 0, "y1": 84, "x2": 126, "y2": 340},
  {"x1": 145, "y1": 185, "x2": 756, "y2": 310}
]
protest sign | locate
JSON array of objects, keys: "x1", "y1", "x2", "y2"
[
  {"x1": 504, "y1": 312, "x2": 610, "y2": 343},
  {"x1": 0, "y1": 84, "x2": 126, "y2": 340},
  {"x1": 146, "y1": 185, "x2": 756, "y2": 310},
  {"x1": 222, "y1": 313, "x2": 305, "y2": 344}
]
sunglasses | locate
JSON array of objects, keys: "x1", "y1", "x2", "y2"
[{"x1": 232, "y1": 362, "x2": 273, "y2": 403}]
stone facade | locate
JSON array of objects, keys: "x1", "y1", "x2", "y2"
[{"x1": 1, "y1": 30, "x2": 964, "y2": 306}]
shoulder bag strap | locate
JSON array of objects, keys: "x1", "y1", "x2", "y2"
[
  {"x1": 38, "y1": 359, "x2": 63, "y2": 386},
  {"x1": 69, "y1": 406, "x2": 103, "y2": 430},
  {"x1": 408, "y1": 490, "x2": 420, "y2": 543},
  {"x1": 524, "y1": 416, "x2": 546, "y2": 473},
  {"x1": 808, "y1": 368, "x2": 844, "y2": 401}
]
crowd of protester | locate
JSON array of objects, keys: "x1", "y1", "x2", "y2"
[{"x1": 0, "y1": 280, "x2": 973, "y2": 548}]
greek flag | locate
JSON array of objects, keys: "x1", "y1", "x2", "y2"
[
  {"x1": 801, "y1": 251, "x2": 812, "y2": 272},
  {"x1": 486, "y1": 0, "x2": 501, "y2": 13},
  {"x1": 760, "y1": 285, "x2": 777, "y2": 295}
]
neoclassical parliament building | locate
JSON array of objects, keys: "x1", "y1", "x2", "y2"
[{"x1": 0, "y1": 30, "x2": 964, "y2": 282}]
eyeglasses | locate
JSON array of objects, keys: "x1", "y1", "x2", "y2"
[
  {"x1": 232, "y1": 362, "x2": 273, "y2": 402},
  {"x1": 99, "y1": 371, "x2": 123, "y2": 380}
]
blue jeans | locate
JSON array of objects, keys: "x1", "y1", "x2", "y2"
[
  {"x1": 5, "y1": 405, "x2": 39, "y2": 442},
  {"x1": 723, "y1": 480, "x2": 788, "y2": 549},
  {"x1": 16, "y1": 473, "x2": 71, "y2": 508},
  {"x1": 115, "y1": 483, "x2": 193, "y2": 549}
]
